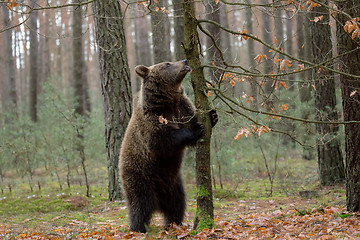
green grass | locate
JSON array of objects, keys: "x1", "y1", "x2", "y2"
[{"x1": 0, "y1": 186, "x2": 127, "y2": 229}]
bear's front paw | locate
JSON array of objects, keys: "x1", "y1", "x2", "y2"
[
  {"x1": 210, "y1": 110, "x2": 218, "y2": 127},
  {"x1": 193, "y1": 122, "x2": 205, "y2": 140}
]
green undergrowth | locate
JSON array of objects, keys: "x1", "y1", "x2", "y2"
[{"x1": 0, "y1": 186, "x2": 126, "y2": 228}]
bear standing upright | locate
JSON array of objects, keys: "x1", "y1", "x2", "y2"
[{"x1": 119, "y1": 60, "x2": 217, "y2": 233}]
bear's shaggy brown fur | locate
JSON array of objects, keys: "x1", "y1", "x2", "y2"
[{"x1": 119, "y1": 60, "x2": 217, "y2": 233}]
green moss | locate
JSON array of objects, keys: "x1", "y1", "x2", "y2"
[
  {"x1": 194, "y1": 209, "x2": 214, "y2": 230},
  {"x1": 197, "y1": 185, "x2": 210, "y2": 198},
  {"x1": 196, "y1": 215, "x2": 214, "y2": 230}
]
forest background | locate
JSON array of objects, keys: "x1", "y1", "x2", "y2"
[{"x1": 1, "y1": 0, "x2": 360, "y2": 238}]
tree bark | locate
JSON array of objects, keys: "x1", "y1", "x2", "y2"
[
  {"x1": 2, "y1": 5, "x2": 17, "y2": 116},
  {"x1": 274, "y1": 3, "x2": 284, "y2": 51},
  {"x1": 309, "y1": 3, "x2": 344, "y2": 186},
  {"x1": 29, "y1": 0, "x2": 38, "y2": 122},
  {"x1": 73, "y1": 0, "x2": 85, "y2": 117},
  {"x1": 72, "y1": 0, "x2": 91, "y2": 197},
  {"x1": 92, "y1": 0, "x2": 132, "y2": 201},
  {"x1": 245, "y1": 5, "x2": 258, "y2": 106},
  {"x1": 183, "y1": 0, "x2": 214, "y2": 230},
  {"x1": 336, "y1": 0, "x2": 360, "y2": 212},
  {"x1": 261, "y1": 0, "x2": 273, "y2": 93},
  {"x1": 297, "y1": 12, "x2": 314, "y2": 160}
]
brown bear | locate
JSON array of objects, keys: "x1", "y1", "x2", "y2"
[{"x1": 119, "y1": 60, "x2": 217, "y2": 233}]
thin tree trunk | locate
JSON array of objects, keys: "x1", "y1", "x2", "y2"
[
  {"x1": 60, "y1": 6, "x2": 71, "y2": 94},
  {"x1": 336, "y1": 0, "x2": 360, "y2": 212},
  {"x1": 29, "y1": 0, "x2": 38, "y2": 122},
  {"x1": 92, "y1": 0, "x2": 132, "y2": 201},
  {"x1": 285, "y1": 11, "x2": 295, "y2": 90},
  {"x1": 309, "y1": 3, "x2": 344, "y2": 185},
  {"x1": 297, "y1": 12, "x2": 314, "y2": 160},
  {"x1": 2, "y1": 6, "x2": 17, "y2": 115},
  {"x1": 245, "y1": 5, "x2": 258, "y2": 106},
  {"x1": 183, "y1": 0, "x2": 214, "y2": 230},
  {"x1": 41, "y1": 3, "x2": 50, "y2": 83},
  {"x1": 73, "y1": 0, "x2": 90, "y2": 197},
  {"x1": 274, "y1": 3, "x2": 284, "y2": 51},
  {"x1": 73, "y1": 0, "x2": 85, "y2": 117},
  {"x1": 261, "y1": 0, "x2": 273, "y2": 93}
]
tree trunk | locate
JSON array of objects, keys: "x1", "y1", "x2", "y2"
[
  {"x1": 73, "y1": 0, "x2": 90, "y2": 197},
  {"x1": 245, "y1": 5, "x2": 258, "y2": 106},
  {"x1": 150, "y1": 0, "x2": 171, "y2": 63},
  {"x1": 336, "y1": 0, "x2": 360, "y2": 212},
  {"x1": 29, "y1": 0, "x2": 39, "y2": 122},
  {"x1": 309, "y1": 3, "x2": 344, "y2": 186},
  {"x1": 92, "y1": 0, "x2": 132, "y2": 201},
  {"x1": 274, "y1": 4, "x2": 284, "y2": 51},
  {"x1": 135, "y1": 9, "x2": 152, "y2": 67},
  {"x1": 183, "y1": 0, "x2": 214, "y2": 230},
  {"x1": 261, "y1": 0, "x2": 273, "y2": 93},
  {"x1": 297, "y1": 12, "x2": 314, "y2": 160},
  {"x1": 285, "y1": 11, "x2": 295, "y2": 89},
  {"x1": 135, "y1": 8, "x2": 152, "y2": 92},
  {"x1": 2, "y1": 5, "x2": 17, "y2": 116},
  {"x1": 73, "y1": 0, "x2": 85, "y2": 117},
  {"x1": 173, "y1": 0, "x2": 185, "y2": 60},
  {"x1": 219, "y1": 4, "x2": 232, "y2": 63},
  {"x1": 205, "y1": 0, "x2": 222, "y2": 83}
]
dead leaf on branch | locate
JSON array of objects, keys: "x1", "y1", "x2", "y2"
[
  {"x1": 311, "y1": 15, "x2": 324, "y2": 22},
  {"x1": 159, "y1": 115, "x2": 168, "y2": 124},
  {"x1": 7, "y1": 0, "x2": 18, "y2": 9},
  {"x1": 254, "y1": 54, "x2": 268, "y2": 64}
]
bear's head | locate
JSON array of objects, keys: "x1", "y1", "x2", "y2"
[
  {"x1": 135, "y1": 60, "x2": 192, "y2": 90},
  {"x1": 135, "y1": 60, "x2": 192, "y2": 112}
]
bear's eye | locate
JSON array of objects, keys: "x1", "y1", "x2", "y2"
[{"x1": 165, "y1": 63, "x2": 171, "y2": 67}]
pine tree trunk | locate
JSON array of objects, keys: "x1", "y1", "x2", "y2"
[
  {"x1": 297, "y1": 12, "x2": 314, "y2": 160},
  {"x1": 285, "y1": 11, "x2": 295, "y2": 89},
  {"x1": 73, "y1": 0, "x2": 85, "y2": 117},
  {"x1": 2, "y1": 5, "x2": 17, "y2": 115},
  {"x1": 245, "y1": 6, "x2": 258, "y2": 106},
  {"x1": 72, "y1": 0, "x2": 91, "y2": 197},
  {"x1": 183, "y1": 0, "x2": 214, "y2": 230},
  {"x1": 261, "y1": 0, "x2": 273, "y2": 93},
  {"x1": 309, "y1": 3, "x2": 344, "y2": 185},
  {"x1": 336, "y1": 0, "x2": 360, "y2": 212},
  {"x1": 92, "y1": 0, "x2": 132, "y2": 201},
  {"x1": 29, "y1": 0, "x2": 38, "y2": 122}
]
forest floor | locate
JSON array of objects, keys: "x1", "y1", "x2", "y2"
[{"x1": 0, "y1": 183, "x2": 359, "y2": 239}]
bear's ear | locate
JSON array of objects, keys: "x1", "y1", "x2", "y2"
[{"x1": 135, "y1": 65, "x2": 149, "y2": 79}]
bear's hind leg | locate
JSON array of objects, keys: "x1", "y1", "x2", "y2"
[
  {"x1": 127, "y1": 185, "x2": 155, "y2": 233},
  {"x1": 128, "y1": 202, "x2": 153, "y2": 233},
  {"x1": 160, "y1": 178, "x2": 186, "y2": 227}
]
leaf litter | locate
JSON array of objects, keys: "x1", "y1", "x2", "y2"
[{"x1": 1, "y1": 188, "x2": 360, "y2": 239}]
